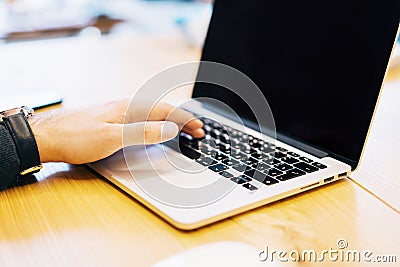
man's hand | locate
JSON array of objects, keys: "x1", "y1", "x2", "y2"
[{"x1": 29, "y1": 100, "x2": 204, "y2": 164}]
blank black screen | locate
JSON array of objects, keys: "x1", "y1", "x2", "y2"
[{"x1": 193, "y1": 0, "x2": 399, "y2": 168}]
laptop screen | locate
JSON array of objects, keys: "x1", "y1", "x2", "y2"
[{"x1": 192, "y1": 0, "x2": 399, "y2": 169}]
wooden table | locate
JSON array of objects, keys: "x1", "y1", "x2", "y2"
[{"x1": 0, "y1": 35, "x2": 399, "y2": 267}]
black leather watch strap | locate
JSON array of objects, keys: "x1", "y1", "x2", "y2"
[{"x1": 3, "y1": 113, "x2": 42, "y2": 176}]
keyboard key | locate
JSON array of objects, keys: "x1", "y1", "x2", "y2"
[
  {"x1": 312, "y1": 162, "x2": 327, "y2": 169},
  {"x1": 250, "y1": 148, "x2": 259, "y2": 154},
  {"x1": 201, "y1": 149, "x2": 215, "y2": 156},
  {"x1": 271, "y1": 151, "x2": 286, "y2": 158},
  {"x1": 293, "y1": 162, "x2": 319, "y2": 173},
  {"x1": 197, "y1": 142, "x2": 212, "y2": 151},
  {"x1": 232, "y1": 138, "x2": 240, "y2": 144},
  {"x1": 264, "y1": 168, "x2": 283, "y2": 177},
  {"x1": 210, "y1": 129, "x2": 221, "y2": 138},
  {"x1": 231, "y1": 152, "x2": 248, "y2": 161},
  {"x1": 274, "y1": 163, "x2": 293, "y2": 171},
  {"x1": 179, "y1": 133, "x2": 194, "y2": 145},
  {"x1": 220, "y1": 133, "x2": 230, "y2": 143},
  {"x1": 231, "y1": 175, "x2": 252, "y2": 184},
  {"x1": 287, "y1": 151, "x2": 300, "y2": 157},
  {"x1": 208, "y1": 164, "x2": 228, "y2": 172},
  {"x1": 259, "y1": 145, "x2": 274, "y2": 153},
  {"x1": 196, "y1": 157, "x2": 217, "y2": 166},
  {"x1": 203, "y1": 125, "x2": 212, "y2": 133},
  {"x1": 224, "y1": 126, "x2": 233, "y2": 132},
  {"x1": 244, "y1": 169, "x2": 268, "y2": 181},
  {"x1": 213, "y1": 138, "x2": 222, "y2": 146},
  {"x1": 251, "y1": 151, "x2": 265, "y2": 159},
  {"x1": 201, "y1": 118, "x2": 213, "y2": 125},
  {"x1": 232, "y1": 164, "x2": 248, "y2": 172},
  {"x1": 281, "y1": 156, "x2": 299, "y2": 164},
  {"x1": 241, "y1": 156, "x2": 259, "y2": 166},
  {"x1": 228, "y1": 129, "x2": 239, "y2": 137},
  {"x1": 237, "y1": 136, "x2": 249, "y2": 143},
  {"x1": 244, "y1": 169, "x2": 278, "y2": 186},
  {"x1": 232, "y1": 144, "x2": 242, "y2": 149},
  {"x1": 219, "y1": 143, "x2": 231, "y2": 153},
  {"x1": 276, "y1": 147, "x2": 288, "y2": 152},
  {"x1": 276, "y1": 168, "x2": 306, "y2": 181},
  {"x1": 288, "y1": 168, "x2": 306, "y2": 176},
  {"x1": 198, "y1": 138, "x2": 214, "y2": 146},
  {"x1": 214, "y1": 152, "x2": 228, "y2": 161},
  {"x1": 212, "y1": 122, "x2": 223, "y2": 130},
  {"x1": 276, "y1": 173, "x2": 297, "y2": 181},
  {"x1": 239, "y1": 144, "x2": 251, "y2": 154},
  {"x1": 262, "y1": 155, "x2": 274, "y2": 164},
  {"x1": 238, "y1": 132, "x2": 246, "y2": 137},
  {"x1": 263, "y1": 157, "x2": 281, "y2": 165},
  {"x1": 272, "y1": 159, "x2": 281, "y2": 165},
  {"x1": 254, "y1": 162, "x2": 271, "y2": 171},
  {"x1": 219, "y1": 171, "x2": 234, "y2": 178},
  {"x1": 249, "y1": 141, "x2": 262, "y2": 148},
  {"x1": 199, "y1": 142, "x2": 211, "y2": 149},
  {"x1": 239, "y1": 142, "x2": 250, "y2": 148},
  {"x1": 221, "y1": 158, "x2": 240, "y2": 166},
  {"x1": 260, "y1": 176, "x2": 279, "y2": 186},
  {"x1": 242, "y1": 183, "x2": 258, "y2": 191},
  {"x1": 299, "y1": 157, "x2": 313, "y2": 163},
  {"x1": 203, "y1": 134, "x2": 212, "y2": 142},
  {"x1": 180, "y1": 145, "x2": 201, "y2": 159}
]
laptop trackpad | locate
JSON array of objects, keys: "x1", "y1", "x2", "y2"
[{"x1": 100, "y1": 145, "x2": 220, "y2": 189}]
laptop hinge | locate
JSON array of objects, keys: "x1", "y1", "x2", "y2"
[{"x1": 276, "y1": 133, "x2": 329, "y2": 158}]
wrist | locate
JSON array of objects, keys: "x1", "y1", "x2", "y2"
[{"x1": 29, "y1": 112, "x2": 57, "y2": 163}]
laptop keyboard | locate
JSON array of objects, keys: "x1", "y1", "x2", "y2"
[{"x1": 165, "y1": 117, "x2": 327, "y2": 191}]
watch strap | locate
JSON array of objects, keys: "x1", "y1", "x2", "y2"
[{"x1": 3, "y1": 113, "x2": 42, "y2": 176}]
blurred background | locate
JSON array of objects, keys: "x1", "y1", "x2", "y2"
[
  {"x1": 0, "y1": 0, "x2": 213, "y2": 45},
  {"x1": 0, "y1": 0, "x2": 213, "y2": 109}
]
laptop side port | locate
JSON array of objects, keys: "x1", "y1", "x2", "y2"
[
  {"x1": 338, "y1": 172, "x2": 348, "y2": 178},
  {"x1": 324, "y1": 176, "x2": 335, "y2": 183}
]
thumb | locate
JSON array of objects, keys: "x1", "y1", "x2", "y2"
[{"x1": 122, "y1": 121, "x2": 179, "y2": 146}]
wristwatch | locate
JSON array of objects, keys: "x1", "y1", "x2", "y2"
[{"x1": 0, "y1": 106, "x2": 42, "y2": 176}]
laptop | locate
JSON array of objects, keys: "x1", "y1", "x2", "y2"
[{"x1": 90, "y1": 0, "x2": 399, "y2": 229}]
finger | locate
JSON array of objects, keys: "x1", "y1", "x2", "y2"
[
  {"x1": 163, "y1": 105, "x2": 204, "y2": 130},
  {"x1": 104, "y1": 101, "x2": 204, "y2": 138},
  {"x1": 115, "y1": 121, "x2": 179, "y2": 147},
  {"x1": 150, "y1": 105, "x2": 204, "y2": 138},
  {"x1": 126, "y1": 102, "x2": 204, "y2": 130},
  {"x1": 188, "y1": 128, "x2": 205, "y2": 138},
  {"x1": 179, "y1": 116, "x2": 204, "y2": 130},
  {"x1": 156, "y1": 105, "x2": 205, "y2": 138}
]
